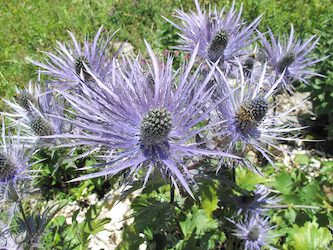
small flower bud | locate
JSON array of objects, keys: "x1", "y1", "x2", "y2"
[
  {"x1": 277, "y1": 52, "x2": 296, "y2": 73},
  {"x1": 0, "y1": 152, "x2": 16, "y2": 181},
  {"x1": 140, "y1": 107, "x2": 172, "y2": 145},
  {"x1": 208, "y1": 30, "x2": 229, "y2": 62},
  {"x1": 29, "y1": 116, "x2": 54, "y2": 136}
]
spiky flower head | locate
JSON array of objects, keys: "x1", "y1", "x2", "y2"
[
  {"x1": 30, "y1": 27, "x2": 121, "y2": 90},
  {"x1": 2, "y1": 80, "x2": 69, "y2": 144},
  {"x1": 235, "y1": 97, "x2": 269, "y2": 134},
  {"x1": 58, "y1": 43, "x2": 236, "y2": 197},
  {"x1": 228, "y1": 214, "x2": 276, "y2": 250},
  {"x1": 167, "y1": 0, "x2": 261, "y2": 65},
  {"x1": 0, "y1": 152, "x2": 16, "y2": 182},
  {"x1": 74, "y1": 55, "x2": 93, "y2": 81},
  {"x1": 259, "y1": 25, "x2": 324, "y2": 91},
  {"x1": 14, "y1": 90, "x2": 39, "y2": 112},
  {"x1": 140, "y1": 107, "x2": 172, "y2": 146},
  {"x1": 212, "y1": 63, "x2": 303, "y2": 168},
  {"x1": 2, "y1": 81, "x2": 41, "y2": 118},
  {"x1": 0, "y1": 120, "x2": 36, "y2": 202},
  {"x1": 243, "y1": 54, "x2": 256, "y2": 76},
  {"x1": 236, "y1": 184, "x2": 281, "y2": 215},
  {"x1": 29, "y1": 115, "x2": 55, "y2": 136},
  {"x1": 207, "y1": 29, "x2": 229, "y2": 62}
]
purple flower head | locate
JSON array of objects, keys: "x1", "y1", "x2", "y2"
[
  {"x1": 236, "y1": 184, "x2": 281, "y2": 215},
  {"x1": 0, "y1": 120, "x2": 35, "y2": 200},
  {"x1": 30, "y1": 27, "x2": 121, "y2": 90},
  {"x1": 213, "y1": 63, "x2": 304, "y2": 168},
  {"x1": 167, "y1": 0, "x2": 261, "y2": 65},
  {"x1": 228, "y1": 214, "x2": 276, "y2": 250},
  {"x1": 59, "y1": 42, "x2": 237, "y2": 197},
  {"x1": 3, "y1": 79, "x2": 69, "y2": 145},
  {"x1": 259, "y1": 25, "x2": 324, "y2": 91}
]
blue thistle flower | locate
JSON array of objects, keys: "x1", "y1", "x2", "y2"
[
  {"x1": 3, "y1": 80, "x2": 69, "y2": 144},
  {"x1": 58, "y1": 42, "x2": 237, "y2": 197},
  {"x1": 30, "y1": 27, "x2": 121, "y2": 90},
  {"x1": 228, "y1": 214, "x2": 276, "y2": 250},
  {"x1": 236, "y1": 184, "x2": 281, "y2": 215},
  {"x1": 212, "y1": 63, "x2": 304, "y2": 169},
  {"x1": 259, "y1": 25, "x2": 324, "y2": 91},
  {"x1": 0, "y1": 120, "x2": 35, "y2": 201},
  {"x1": 167, "y1": 0, "x2": 261, "y2": 64}
]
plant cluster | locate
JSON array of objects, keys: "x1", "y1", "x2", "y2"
[{"x1": 0, "y1": 1, "x2": 332, "y2": 249}]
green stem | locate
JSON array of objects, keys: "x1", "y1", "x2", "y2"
[
  {"x1": 18, "y1": 201, "x2": 32, "y2": 237},
  {"x1": 231, "y1": 167, "x2": 236, "y2": 183},
  {"x1": 170, "y1": 182, "x2": 175, "y2": 204},
  {"x1": 264, "y1": 204, "x2": 321, "y2": 210}
]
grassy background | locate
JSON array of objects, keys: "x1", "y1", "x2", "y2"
[{"x1": 1, "y1": 0, "x2": 332, "y2": 136}]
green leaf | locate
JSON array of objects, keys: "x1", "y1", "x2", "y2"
[
  {"x1": 117, "y1": 224, "x2": 144, "y2": 250},
  {"x1": 199, "y1": 180, "x2": 218, "y2": 218},
  {"x1": 236, "y1": 167, "x2": 267, "y2": 190},
  {"x1": 179, "y1": 208, "x2": 218, "y2": 239},
  {"x1": 294, "y1": 154, "x2": 310, "y2": 165},
  {"x1": 288, "y1": 221, "x2": 333, "y2": 250},
  {"x1": 321, "y1": 161, "x2": 333, "y2": 168},
  {"x1": 273, "y1": 171, "x2": 293, "y2": 195},
  {"x1": 300, "y1": 182, "x2": 323, "y2": 205}
]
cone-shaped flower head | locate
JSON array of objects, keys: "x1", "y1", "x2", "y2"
[
  {"x1": 30, "y1": 27, "x2": 121, "y2": 90},
  {"x1": 167, "y1": 0, "x2": 261, "y2": 64},
  {"x1": 59, "y1": 42, "x2": 237, "y2": 197},
  {"x1": 0, "y1": 120, "x2": 35, "y2": 200},
  {"x1": 2, "y1": 80, "x2": 69, "y2": 144},
  {"x1": 212, "y1": 62, "x2": 304, "y2": 168},
  {"x1": 259, "y1": 25, "x2": 324, "y2": 91},
  {"x1": 14, "y1": 90, "x2": 39, "y2": 112},
  {"x1": 228, "y1": 214, "x2": 276, "y2": 250},
  {"x1": 236, "y1": 184, "x2": 281, "y2": 215}
]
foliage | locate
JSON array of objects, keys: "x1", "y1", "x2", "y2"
[
  {"x1": 32, "y1": 147, "x2": 116, "y2": 200},
  {"x1": 286, "y1": 221, "x2": 332, "y2": 250},
  {"x1": 117, "y1": 178, "x2": 226, "y2": 250},
  {"x1": 303, "y1": 17, "x2": 333, "y2": 139},
  {"x1": 43, "y1": 204, "x2": 110, "y2": 250},
  {"x1": 116, "y1": 161, "x2": 333, "y2": 249}
]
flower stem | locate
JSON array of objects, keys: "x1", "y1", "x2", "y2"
[
  {"x1": 170, "y1": 183, "x2": 175, "y2": 203},
  {"x1": 231, "y1": 167, "x2": 236, "y2": 183},
  {"x1": 264, "y1": 204, "x2": 321, "y2": 210},
  {"x1": 18, "y1": 201, "x2": 32, "y2": 237}
]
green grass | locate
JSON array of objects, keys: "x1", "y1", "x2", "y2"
[
  {"x1": 0, "y1": 0, "x2": 332, "y2": 109},
  {"x1": 0, "y1": 0, "x2": 189, "y2": 103}
]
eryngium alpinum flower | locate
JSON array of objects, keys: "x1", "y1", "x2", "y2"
[
  {"x1": 0, "y1": 121, "x2": 35, "y2": 200},
  {"x1": 30, "y1": 27, "x2": 120, "y2": 90},
  {"x1": 259, "y1": 25, "x2": 324, "y2": 91},
  {"x1": 59, "y1": 43, "x2": 236, "y2": 197},
  {"x1": 212, "y1": 63, "x2": 303, "y2": 168},
  {"x1": 3, "y1": 80, "x2": 68, "y2": 142},
  {"x1": 167, "y1": 0, "x2": 261, "y2": 64},
  {"x1": 228, "y1": 214, "x2": 276, "y2": 250},
  {"x1": 235, "y1": 184, "x2": 281, "y2": 215}
]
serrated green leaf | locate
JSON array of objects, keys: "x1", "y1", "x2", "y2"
[
  {"x1": 288, "y1": 221, "x2": 333, "y2": 250},
  {"x1": 199, "y1": 180, "x2": 218, "y2": 218},
  {"x1": 273, "y1": 171, "x2": 293, "y2": 195},
  {"x1": 294, "y1": 154, "x2": 310, "y2": 165},
  {"x1": 179, "y1": 208, "x2": 218, "y2": 239},
  {"x1": 236, "y1": 167, "x2": 267, "y2": 190},
  {"x1": 300, "y1": 182, "x2": 323, "y2": 205}
]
